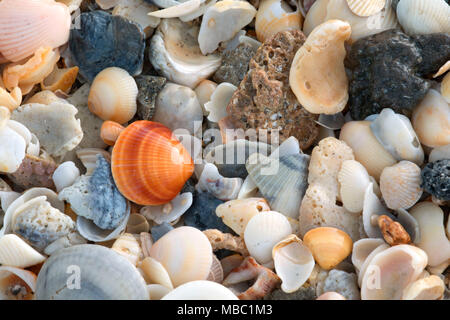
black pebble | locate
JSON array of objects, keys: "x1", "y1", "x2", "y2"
[{"x1": 421, "y1": 159, "x2": 450, "y2": 201}]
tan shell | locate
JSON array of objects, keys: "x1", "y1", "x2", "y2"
[
  {"x1": 25, "y1": 90, "x2": 63, "y2": 105},
  {"x1": 351, "y1": 238, "x2": 386, "y2": 272},
  {"x1": 337, "y1": 159, "x2": 371, "y2": 213},
  {"x1": 88, "y1": 67, "x2": 138, "y2": 124},
  {"x1": 112, "y1": 233, "x2": 143, "y2": 266},
  {"x1": 0, "y1": 86, "x2": 22, "y2": 112},
  {"x1": 0, "y1": 266, "x2": 37, "y2": 300},
  {"x1": 0, "y1": 234, "x2": 46, "y2": 268},
  {"x1": 140, "y1": 257, "x2": 174, "y2": 289},
  {"x1": 346, "y1": 0, "x2": 386, "y2": 17},
  {"x1": 289, "y1": 20, "x2": 351, "y2": 115},
  {"x1": 402, "y1": 275, "x2": 445, "y2": 300},
  {"x1": 76, "y1": 148, "x2": 111, "y2": 175},
  {"x1": 40, "y1": 66, "x2": 78, "y2": 93},
  {"x1": 380, "y1": 161, "x2": 423, "y2": 210},
  {"x1": 203, "y1": 229, "x2": 249, "y2": 257},
  {"x1": 206, "y1": 255, "x2": 224, "y2": 283}
]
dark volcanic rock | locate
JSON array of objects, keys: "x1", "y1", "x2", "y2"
[
  {"x1": 421, "y1": 159, "x2": 450, "y2": 201},
  {"x1": 345, "y1": 29, "x2": 450, "y2": 120},
  {"x1": 135, "y1": 75, "x2": 166, "y2": 120},
  {"x1": 69, "y1": 11, "x2": 145, "y2": 82}
]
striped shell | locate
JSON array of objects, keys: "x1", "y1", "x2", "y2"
[
  {"x1": 346, "y1": 0, "x2": 386, "y2": 17},
  {"x1": 338, "y1": 160, "x2": 371, "y2": 213},
  {"x1": 140, "y1": 257, "x2": 174, "y2": 289},
  {"x1": 0, "y1": 234, "x2": 46, "y2": 268},
  {"x1": 111, "y1": 121, "x2": 194, "y2": 205}
]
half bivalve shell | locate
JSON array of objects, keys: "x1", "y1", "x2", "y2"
[
  {"x1": 338, "y1": 160, "x2": 371, "y2": 213},
  {"x1": 346, "y1": 0, "x2": 386, "y2": 17},
  {"x1": 161, "y1": 280, "x2": 238, "y2": 300},
  {"x1": 0, "y1": 234, "x2": 46, "y2": 268}
]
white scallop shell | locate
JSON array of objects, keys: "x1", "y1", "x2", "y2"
[
  {"x1": 52, "y1": 161, "x2": 80, "y2": 192},
  {"x1": 0, "y1": 234, "x2": 46, "y2": 268},
  {"x1": 141, "y1": 257, "x2": 174, "y2": 289},
  {"x1": 244, "y1": 211, "x2": 292, "y2": 265},
  {"x1": 338, "y1": 160, "x2": 372, "y2": 213},
  {"x1": 161, "y1": 280, "x2": 238, "y2": 300},
  {"x1": 351, "y1": 238, "x2": 386, "y2": 273},
  {"x1": 346, "y1": 0, "x2": 386, "y2": 16},
  {"x1": 140, "y1": 193, "x2": 193, "y2": 225}
]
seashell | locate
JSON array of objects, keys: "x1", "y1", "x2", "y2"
[
  {"x1": 220, "y1": 254, "x2": 244, "y2": 278},
  {"x1": 52, "y1": 161, "x2": 80, "y2": 192},
  {"x1": 303, "y1": 227, "x2": 353, "y2": 270},
  {"x1": 35, "y1": 244, "x2": 149, "y2": 299},
  {"x1": 148, "y1": 284, "x2": 172, "y2": 300},
  {"x1": 433, "y1": 60, "x2": 450, "y2": 78},
  {"x1": 148, "y1": 0, "x2": 203, "y2": 18},
  {"x1": 429, "y1": 144, "x2": 450, "y2": 162},
  {"x1": 338, "y1": 160, "x2": 371, "y2": 213},
  {"x1": 395, "y1": 208, "x2": 420, "y2": 244},
  {"x1": 0, "y1": 87, "x2": 22, "y2": 112},
  {"x1": 204, "y1": 82, "x2": 237, "y2": 123},
  {"x1": 195, "y1": 163, "x2": 243, "y2": 201},
  {"x1": 272, "y1": 234, "x2": 315, "y2": 293},
  {"x1": 442, "y1": 72, "x2": 450, "y2": 103},
  {"x1": 396, "y1": 0, "x2": 450, "y2": 35},
  {"x1": 246, "y1": 153, "x2": 309, "y2": 219},
  {"x1": 140, "y1": 192, "x2": 193, "y2": 224},
  {"x1": 0, "y1": 234, "x2": 46, "y2": 268},
  {"x1": 360, "y1": 244, "x2": 428, "y2": 300},
  {"x1": 25, "y1": 90, "x2": 63, "y2": 106},
  {"x1": 412, "y1": 89, "x2": 450, "y2": 148},
  {"x1": 290, "y1": 20, "x2": 351, "y2": 115},
  {"x1": 357, "y1": 242, "x2": 389, "y2": 286},
  {"x1": 88, "y1": 67, "x2": 138, "y2": 125},
  {"x1": 194, "y1": 80, "x2": 218, "y2": 116},
  {"x1": 149, "y1": 18, "x2": 221, "y2": 89},
  {"x1": 100, "y1": 121, "x2": 125, "y2": 146},
  {"x1": 409, "y1": 202, "x2": 450, "y2": 267},
  {"x1": 362, "y1": 182, "x2": 393, "y2": 238},
  {"x1": 0, "y1": 0, "x2": 71, "y2": 62},
  {"x1": 153, "y1": 83, "x2": 203, "y2": 136},
  {"x1": 340, "y1": 121, "x2": 396, "y2": 180},
  {"x1": 140, "y1": 232, "x2": 153, "y2": 258},
  {"x1": 198, "y1": 0, "x2": 257, "y2": 55},
  {"x1": 216, "y1": 198, "x2": 271, "y2": 236},
  {"x1": 126, "y1": 214, "x2": 150, "y2": 234},
  {"x1": 402, "y1": 275, "x2": 446, "y2": 300},
  {"x1": 370, "y1": 108, "x2": 424, "y2": 165},
  {"x1": 162, "y1": 280, "x2": 238, "y2": 300},
  {"x1": 111, "y1": 121, "x2": 194, "y2": 205},
  {"x1": 346, "y1": 0, "x2": 386, "y2": 16},
  {"x1": 203, "y1": 229, "x2": 249, "y2": 256},
  {"x1": 0, "y1": 266, "x2": 37, "y2": 300},
  {"x1": 43, "y1": 232, "x2": 87, "y2": 256},
  {"x1": 26, "y1": 134, "x2": 40, "y2": 157},
  {"x1": 112, "y1": 233, "x2": 143, "y2": 266},
  {"x1": 179, "y1": 0, "x2": 218, "y2": 22},
  {"x1": 207, "y1": 255, "x2": 224, "y2": 283},
  {"x1": 112, "y1": 0, "x2": 161, "y2": 38},
  {"x1": 40, "y1": 66, "x2": 79, "y2": 94},
  {"x1": 351, "y1": 238, "x2": 386, "y2": 273},
  {"x1": 149, "y1": 226, "x2": 213, "y2": 287},
  {"x1": 76, "y1": 148, "x2": 111, "y2": 176},
  {"x1": 255, "y1": 0, "x2": 303, "y2": 43},
  {"x1": 56, "y1": 0, "x2": 83, "y2": 12},
  {"x1": 96, "y1": 0, "x2": 121, "y2": 9},
  {"x1": 244, "y1": 211, "x2": 292, "y2": 265},
  {"x1": 7, "y1": 154, "x2": 58, "y2": 190},
  {"x1": 316, "y1": 112, "x2": 346, "y2": 130},
  {"x1": 0, "y1": 108, "x2": 27, "y2": 173},
  {"x1": 316, "y1": 292, "x2": 347, "y2": 300},
  {"x1": 380, "y1": 161, "x2": 423, "y2": 210},
  {"x1": 140, "y1": 257, "x2": 174, "y2": 289}
]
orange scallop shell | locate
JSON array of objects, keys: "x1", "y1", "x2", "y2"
[{"x1": 111, "y1": 121, "x2": 194, "y2": 205}]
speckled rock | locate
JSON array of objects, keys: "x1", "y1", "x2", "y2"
[
  {"x1": 421, "y1": 159, "x2": 450, "y2": 201},
  {"x1": 317, "y1": 270, "x2": 360, "y2": 300},
  {"x1": 346, "y1": 29, "x2": 450, "y2": 120},
  {"x1": 8, "y1": 155, "x2": 57, "y2": 190},
  {"x1": 226, "y1": 29, "x2": 318, "y2": 149},
  {"x1": 150, "y1": 222, "x2": 173, "y2": 242},
  {"x1": 183, "y1": 192, "x2": 232, "y2": 233},
  {"x1": 135, "y1": 75, "x2": 166, "y2": 120},
  {"x1": 213, "y1": 42, "x2": 258, "y2": 87},
  {"x1": 69, "y1": 10, "x2": 145, "y2": 82},
  {"x1": 263, "y1": 286, "x2": 316, "y2": 300}
]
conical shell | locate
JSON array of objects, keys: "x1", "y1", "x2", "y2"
[
  {"x1": 0, "y1": 0, "x2": 71, "y2": 62},
  {"x1": 100, "y1": 121, "x2": 125, "y2": 146},
  {"x1": 255, "y1": 0, "x2": 303, "y2": 43},
  {"x1": 0, "y1": 234, "x2": 46, "y2": 268},
  {"x1": 244, "y1": 211, "x2": 292, "y2": 265},
  {"x1": 303, "y1": 227, "x2": 353, "y2": 270},
  {"x1": 161, "y1": 280, "x2": 238, "y2": 300},
  {"x1": 380, "y1": 161, "x2": 423, "y2": 210},
  {"x1": 140, "y1": 257, "x2": 174, "y2": 289},
  {"x1": 351, "y1": 238, "x2": 386, "y2": 273},
  {"x1": 346, "y1": 0, "x2": 386, "y2": 17},
  {"x1": 35, "y1": 244, "x2": 149, "y2": 299},
  {"x1": 0, "y1": 266, "x2": 37, "y2": 300},
  {"x1": 246, "y1": 153, "x2": 309, "y2": 219},
  {"x1": 396, "y1": 0, "x2": 450, "y2": 35},
  {"x1": 111, "y1": 121, "x2": 194, "y2": 205},
  {"x1": 338, "y1": 160, "x2": 371, "y2": 213},
  {"x1": 149, "y1": 226, "x2": 213, "y2": 287},
  {"x1": 272, "y1": 234, "x2": 315, "y2": 293},
  {"x1": 88, "y1": 67, "x2": 138, "y2": 124}
]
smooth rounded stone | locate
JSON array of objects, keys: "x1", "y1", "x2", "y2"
[
  {"x1": 346, "y1": 29, "x2": 450, "y2": 120},
  {"x1": 183, "y1": 192, "x2": 232, "y2": 233},
  {"x1": 421, "y1": 159, "x2": 450, "y2": 200},
  {"x1": 150, "y1": 222, "x2": 173, "y2": 242},
  {"x1": 317, "y1": 270, "x2": 360, "y2": 300},
  {"x1": 226, "y1": 29, "x2": 318, "y2": 149},
  {"x1": 263, "y1": 286, "x2": 317, "y2": 300},
  {"x1": 135, "y1": 75, "x2": 166, "y2": 120},
  {"x1": 7, "y1": 155, "x2": 57, "y2": 190},
  {"x1": 69, "y1": 10, "x2": 145, "y2": 82}
]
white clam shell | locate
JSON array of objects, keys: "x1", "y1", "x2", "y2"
[
  {"x1": 140, "y1": 192, "x2": 193, "y2": 224},
  {"x1": 396, "y1": 0, "x2": 450, "y2": 35},
  {"x1": 346, "y1": 0, "x2": 386, "y2": 17},
  {"x1": 141, "y1": 257, "x2": 174, "y2": 289},
  {"x1": 429, "y1": 144, "x2": 450, "y2": 162},
  {"x1": 162, "y1": 280, "x2": 238, "y2": 300},
  {"x1": 149, "y1": 226, "x2": 213, "y2": 287},
  {"x1": 338, "y1": 160, "x2": 371, "y2": 213},
  {"x1": 272, "y1": 234, "x2": 315, "y2": 293},
  {"x1": 204, "y1": 82, "x2": 237, "y2": 123},
  {"x1": 196, "y1": 163, "x2": 243, "y2": 201},
  {"x1": 244, "y1": 211, "x2": 292, "y2": 265},
  {"x1": 35, "y1": 244, "x2": 149, "y2": 299},
  {"x1": 0, "y1": 234, "x2": 46, "y2": 268},
  {"x1": 0, "y1": 266, "x2": 37, "y2": 300},
  {"x1": 362, "y1": 183, "x2": 393, "y2": 238},
  {"x1": 148, "y1": 0, "x2": 203, "y2": 18},
  {"x1": 52, "y1": 161, "x2": 80, "y2": 192},
  {"x1": 148, "y1": 284, "x2": 172, "y2": 300},
  {"x1": 351, "y1": 238, "x2": 386, "y2": 273},
  {"x1": 198, "y1": 0, "x2": 257, "y2": 55},
  {"x1": 409, "y1": 202, "x2": 450, "y2": 267}
]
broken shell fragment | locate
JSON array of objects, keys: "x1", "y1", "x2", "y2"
[
  {"x1": 126, "y1": 214, "x2": 149, "y2": 234},
  {"x1": 207, "y1": 255, "x2": 224, "y2": 283},
  {"x1": 194, "y1": 80, "x2": 218, "y2": 116},
  {"x1": 76, "y1": 148, "x2": 111, "y2": 176},
  {"x1": 0, "y1": 266, "x2": 37, "y2": 300},
  {"x1": 148, "y1": 0, "x2": 203, "y2": 18},
  {"x1": 378, "y1": 215, "x2": 411, "y2": 246},
  {"x1": 402, "y1": 275, "x2": 446, "y2": 300},
  {"x1": 337, "y1": 160, "x2": 371, "y2": 213},
  {"x1": 203, "y1": 229, "x2": 249, "y2": 256},
  {"x1": 289, "y1": 20, "x2": 351, "y2": 115},
  {"x1": 140, "y1": 257, "x2": 173, "y2": 289},
  {"x1": 0, "y1": 87, "x2": 22, "y2": 112},
  {"x1": 362, "y1": 182, "x2": 392, "y2": 238},
  {"x1": 111, "y1": 233, "x2": 143, "y2": 266},
  {"x1": 40, "y1": 66, "x2": 79, "y2": 93},
  {"x1": 351, "y1": 238, "x2": 386, "y2": 272},
  {"x1": 112, "y1": 0, "x2": 161, "y2": 38},
  {"x1": 52, "y1": 161, "x2": 80, "y2": 192},
  {"x1": 162, "y1": 280, "x2": 238, "y2": 300},
  {"x1": 195, "y1": 163, "x2": 242, "y2": 201},
  {"x1": 0, "y1": 234, "x2": 46, "y2": 268},
  {"x1": 204, "y1": 82, "x2": 237, "y2": 123},
  {"x1": 140, "y1": 192, "x2": 193, "y2": 224}
]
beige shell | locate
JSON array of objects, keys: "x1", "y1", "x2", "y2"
[
  {"x1": 357, "y1": 242, "x2": 389, "y2": 286},
  {"x1": 255, "y1": 0, "x2": 303, "y2": 43},
  {"x1": 147, "y1": 284, "x2": 172, "y2": 300},
  {"x1": 112, "y1": 233, "x2": 143, "y2": 266},
  {"x1": 360, "y1": 244, "x2": 428, "y2": 300},
  {"x1": 289, "y1": 20, "x2": 351, "y2": 115},
  {"x1": 149, "y1": 226, "x2": 213, "y2": 287},
  {"x1": 204, "y1": 82, "x2": 236, "y2": 123},
  {"x1": 40, "y1": 66, "x2": 79, "y2": 93},
  {"x1": 161, "y1": 280, "x2": 238, "y2": 300},
  {"x1": 338, "y1": 160, "x2": 371, "y2": 213},
  {"x1": 402, "y1": 275, "x2": 445, "y2": 300},
  {"x1": 206, "y1": 255, "x2": 224, "y2": 283},
  {"x1": 272, "y1": 234, "x2": 315, "y2": 293},
  {"x1": 396, "y1": 0, "x2": 450, "y2": 35},
  {"x1": 0, "y1": 234, "x2": 46, "y2": 268},
  {"x1": 195, "y1": 163, "x2": 242, "y2": 201},
  {"x1": 0, "y1": 108, "x2": 27, "y2": 173},
  {"x1": 216, "y1": 198, "x2": 271, "y2": 236},
  {"x1": 25, "y1": 90, "x2": 63, "y2": 105},
  {"x1": 244, "y1": 211, "x2": 292, "y2": 265},
  {"x1": 52, "y1": 161, "x2": 80, "y2": 192},
  {"x1": 303, "y1": 227, "x2": 353, "y2": 270},
  {"x1": 409, "y1": 202, "x2": 450, "y2": 267},
  {"x1": 88, "y1": 67, "x2": 138, "y2": 124},
  {"x1": 412, "y1": 89, "x2": 450, "y2": 148},
  {"x1": 351, "y1": 238, "x2": 386, "y2": 273},
  {"x1": 346, "y1": 0, "x2": 386, "y2": 17},
  {"x1": 140, "y1": 257, "x2": 174, "y2": 289},
  {"x1": 380, "y1": 161, "x2": 423, "y2": 210},
  {"x1": 339, "y1": 121, "x2": 396, "y2": 180},
  {"x1": 0, "y1": 86, "x2": 22, "y2": 112},
  {"x1": 442, "y1": 72, "x2": 450, "y2": 103},
  {"x1": 76, "y1": 148, "x2": 111, "y2": 175},
  {"x1": 0, "y1": 266, "x2": 37, "y2": 300}
]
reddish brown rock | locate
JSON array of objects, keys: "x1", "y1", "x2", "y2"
[
  {"x1": 8, "y1": 154, "x2": 57, "y2": 190},
  {"x1": 226, "y1": 29, "x2": 318, "y2": 149}
]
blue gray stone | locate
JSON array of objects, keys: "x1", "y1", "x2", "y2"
[{"x1": 150, "y1": 222, "x2": 174, "y2": 242}]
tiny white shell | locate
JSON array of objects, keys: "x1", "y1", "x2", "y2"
[
  {"x1": 346, "y1": 0, "x2": 386, "y2": 17},
  {"x1": 52, "y1": 161, "x2": 80, "y2": 192},
  {"x1": 161, "y1": 280, "x2": 238, "y2": 300}
]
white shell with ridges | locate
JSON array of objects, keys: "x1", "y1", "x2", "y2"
[
  {"x1": 338, "y1": 160, "x2": 371, "y2": 213},
  {"x1": 52, "y1": 161, "x2": 80, "y2": 192},
  {"x1": 0, "y1": 234, "x2": 46, "y2": 268},
  {"x1": 346, "y1": 0, "x2": 386, "y2": 16}
]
